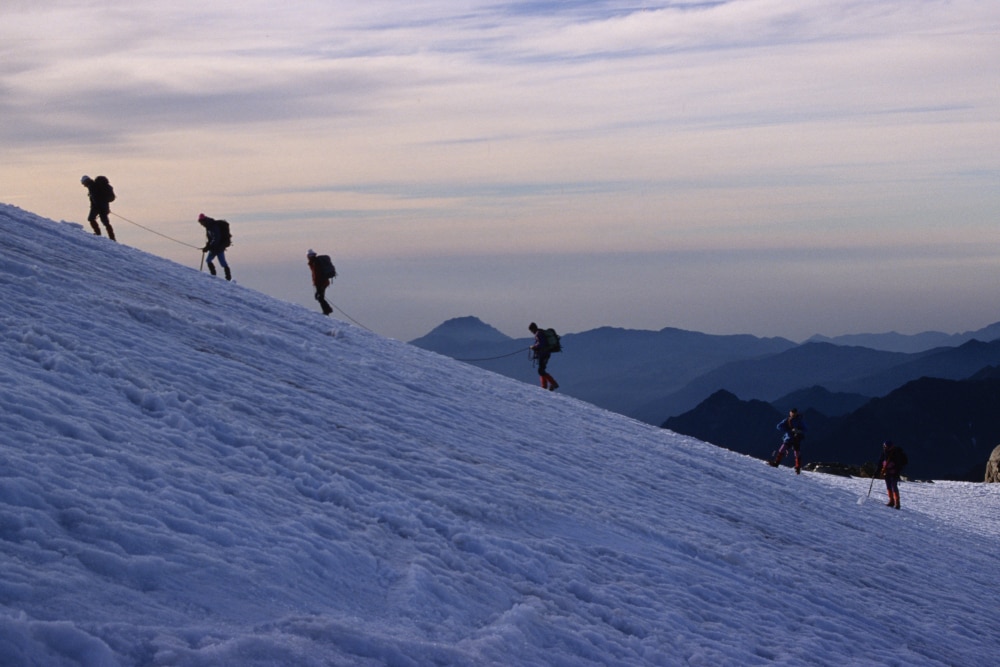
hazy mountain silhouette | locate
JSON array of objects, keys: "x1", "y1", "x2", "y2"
[
  {"x1": 411, "y1": 320, "x2": 796, "y2": 417},
  {"x1": 772, "y1": 385, "x2": 870, "y2": 417},
  {"x1": 807, "y1": 322, "x2": 1000, "y2": 353},
  {"x1": 665, "y1": 376, "x2": 1000, "y2": 481},
  {"x1": 638, "y1": 339, "x2": 1000, "y2": 424},
  {"x1": 413, "y1": 318, "x2": 1000, "y2": 427},
  {"x1": 830, "y1": 339, "x2": 1000, "y2": 395},
  {"x1": 408, "y1": 316, "x2": 515, "y2": 358},
  {"x1": 663, "y1": 391, "x2": 834, "y2": 465},
  {"x1": 812, "y1": 375, "x2": 1000, "y2": 481},
  {"x1": 662, "y1": 390, "x2": 787, "y2": 461},
  {"x1": 632, "y1": 343, "x2": 911, "y2": 423}
]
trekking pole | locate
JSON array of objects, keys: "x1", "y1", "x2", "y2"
[
  {"x1": 867, "y1": 472, "x2": 876, "y2": 497},
  {"x1": 199, "y1": 249, "x2": 205, "y2": 272}
]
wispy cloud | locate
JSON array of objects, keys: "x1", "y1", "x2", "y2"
[{"x1": 2, "y1": 1, "x2": 999, "y2": 339}]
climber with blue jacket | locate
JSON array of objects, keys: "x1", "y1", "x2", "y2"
[{"x1": 769, "y1": 408, "x2": 806, "y2": 474}]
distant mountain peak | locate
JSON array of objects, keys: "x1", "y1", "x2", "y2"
[{"x1": 409, "y1": 316, "x2": 512, "y2": 346}]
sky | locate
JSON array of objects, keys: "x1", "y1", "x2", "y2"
[
  {"x1": 2, "y1": 1, "x2": 1000, "y2": 342},
  {"x1": 3, "y1": 203, "x2": 1000, "y2": 666}
]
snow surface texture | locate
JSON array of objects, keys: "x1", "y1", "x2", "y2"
[{"x1": 1, "y1": 202, "x2": 998, "y2": 666}]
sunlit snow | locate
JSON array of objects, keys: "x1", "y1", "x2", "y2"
[{"x1": 1, "y1": 203, "x2": 998, "y2": 666}]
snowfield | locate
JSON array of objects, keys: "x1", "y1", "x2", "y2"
[{"x1": 1, "y1": 203, "x2": 998, "y2": 666}]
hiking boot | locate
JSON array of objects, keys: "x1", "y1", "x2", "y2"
[
  {"x1": 767, "y1": 460, "x2": 779, "y2": 467},
  {"x1": 224, "y1": 266, "x2": 232, "y2": 281},
  {"x1": 548, "y1": 381, "x2": 559, "y2": 391},
  {"x1": 207, "y1": 263, "x2": 217, "y2": 276},
  {"x1": 795, "y1": 466, "x2": 801, "y2": 474}
]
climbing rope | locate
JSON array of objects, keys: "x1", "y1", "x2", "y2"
[
  {"x1": 108, "y1": 211, "x2": 397, "y2": 340},
  {"x1": 454, "y1": 347, "x2": 531, "y2": 362},
  {"x1": 110, "y1": 211, "x2": 202, "y2": 249},
  {"x1": 330, "y1": 304, "x2": 375, "y2": 333}
]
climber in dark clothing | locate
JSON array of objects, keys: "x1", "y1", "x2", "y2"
[
  {"x1": 198, "y1": 213, "x2": 232, "y2": 281},
  {"x1": 878, "y1": 440, "x2": 908, "y2": 510},
  {"x1": 81, "y1": 175, "x2": 116, "y2": 240},
  {"x1": 307, "y1": 249, "x2": 334, "y2": 315},
  {"x1": 529, "y1": 322, "x2": 559, "y2": 391}
]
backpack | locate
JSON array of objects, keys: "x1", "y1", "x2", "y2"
[
  {"x1": 894, "y1": 447, "x2": 908, "y2": 471},
  {"x1": 543, "y1": 328, "x2": 562, "y2": 353},
  {"x1": 214, "y1": 220, "x2": 232, "y2": 248},
  {"x1": 95, "y1": 176, "x2": 115, "y2": 203},
  {"x1": 314, "y1": 254, "x2": 337, "y2": 280}
]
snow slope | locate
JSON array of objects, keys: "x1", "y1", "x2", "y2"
[{"x1": 1, "y1": 203, "x2": 998, "y2": 666}]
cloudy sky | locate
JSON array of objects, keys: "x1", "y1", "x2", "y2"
[{"x1": 3, "y1": 1, "x2": 999, "y2": 341}]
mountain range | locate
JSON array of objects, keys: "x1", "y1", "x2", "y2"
[
  {"x1": 411, "y1": 317, "x2": 1000, "y2": 479},
  {"x1": 410, "y1": 318, "x2": 797, "y2": 419},
  {"x1": 411, "y1": 316, "x2": 1000, "y2": 418},
  {"x1": 663, "y1": 372, "x2": 1000, "y2": 482}
]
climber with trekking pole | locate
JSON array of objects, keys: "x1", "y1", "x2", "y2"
[
  {"x1": 197, "y1": 213, "x2": 233, "y2": 281},
  {"x1": 878, "y1": 440, "x2": 909, "y2": 510}
]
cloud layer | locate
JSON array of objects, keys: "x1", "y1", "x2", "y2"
[{"x1": 2, "y1": 1, "x2": 999, "y2": 339}]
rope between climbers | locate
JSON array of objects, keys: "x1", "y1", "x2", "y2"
[
  {"x1": 330, "y1": 304, "x2": 374, "y2": 333},
  {"x1": 109, "y1": 211, "x2": 385, "y2": 338},
  {"x1": 110, "y1": 211, "x2": 202, "y2": 249},
  {"x1": 454, "y1": 348, "x2": 530, "y2": 362}
]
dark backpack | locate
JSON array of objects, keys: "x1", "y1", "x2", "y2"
[
  {"x1": 543, "y1": 328, "x2": 562, "y2": 353},
  {"x1": 314, "y1": 254, "x2": 337, "y2": 279},
  {"x1": 214, "y1": 220, "x2": 232, "y2": 248},
  {"x1": 894, "y1": 447, "x2": 908, "y2": 471},
  {"x1": 94, "y1": 176, "x2": 115, "y2": 203}
]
